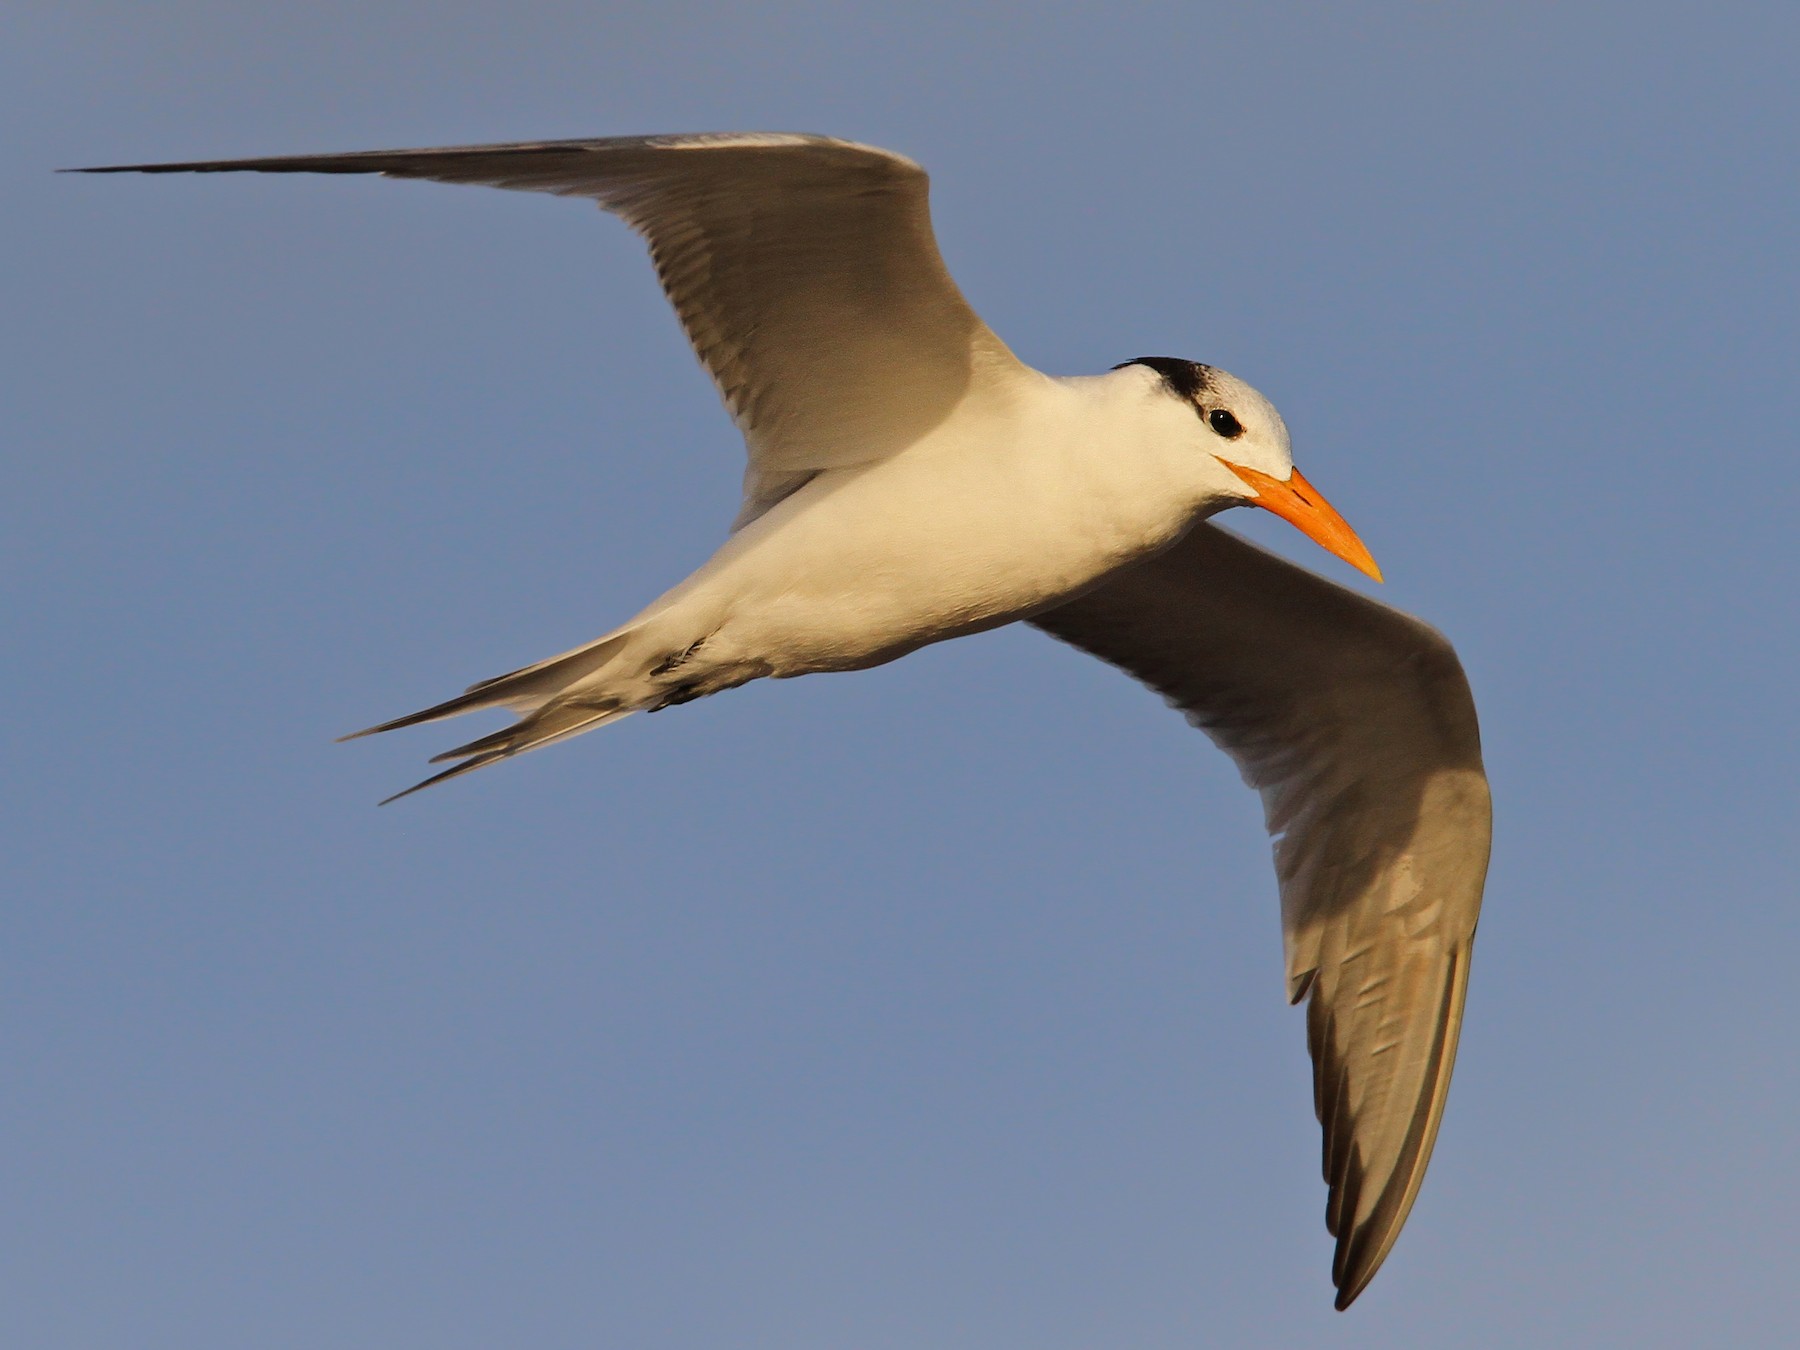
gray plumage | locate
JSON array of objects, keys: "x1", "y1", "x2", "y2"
[{"x1": 1034, "y1": 522, "x2": 1489, "y2": 1308}]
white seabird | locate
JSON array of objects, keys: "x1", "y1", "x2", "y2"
[{"x1": 77, "y1": 133, "x2": 1492, "y2": 1309}]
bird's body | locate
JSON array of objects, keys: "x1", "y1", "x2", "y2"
[
  {"x1": 77, "y1": 133, "x2": 1491, "y2": 1309},
  {"x1": 559, "y1": 366, "x2": 1248, "y2": 698}
]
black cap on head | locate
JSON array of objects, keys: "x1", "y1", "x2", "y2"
[{"x1": 1113, "y1": 357, "x2": 1216, "y2": 405}]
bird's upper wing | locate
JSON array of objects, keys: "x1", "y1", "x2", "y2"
[
  {"x1": 76, "y1": 133, "x2": 1031, "y2": 523},
  {"x1": 1030, "y1": 521, "x2": 1491, "y2": 1309}
]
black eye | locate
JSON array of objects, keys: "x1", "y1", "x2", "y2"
[{"x1": 1208, "y1": 408, "x2": 1244, "y2": 439}]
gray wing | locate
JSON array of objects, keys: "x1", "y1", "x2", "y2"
[
  {"x1": 1030, "y1": 521, "x2": 1491, "y2": 1309},
  {"x1": 75, "y1": 133, "x2": 1030, "y2": 523}
]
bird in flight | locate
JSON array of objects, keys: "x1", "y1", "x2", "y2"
[{"x1": 76, "y1": 133, "x2": 1491, "y2": 1308}]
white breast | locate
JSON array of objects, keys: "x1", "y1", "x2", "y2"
[{"x1": 651, "y1": 372, "x2": 1218, "y2": 676}]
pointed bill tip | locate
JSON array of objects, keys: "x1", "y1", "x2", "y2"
[
  {"x1": 1219, "y1": 461, "x2": 1384, "y2": 583},
  {"x1": 1345, "y1": 545, "x2": 1384, "y2": 585}
]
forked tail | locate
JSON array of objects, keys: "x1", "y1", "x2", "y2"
[{"x1": 340, "y1": 629, "x2": 639, "y2": 803}]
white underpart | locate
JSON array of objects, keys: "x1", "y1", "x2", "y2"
[
  {"x1": 85, "y1": 132, "x2": 1490, "y2": 1310},
  {"x1": 609, "y1": 365, "x2": 1268, "y2": 689}
]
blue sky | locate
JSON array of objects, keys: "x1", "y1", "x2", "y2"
[{"x1": 7, "y1": 3, "x2": 1799, "y2": 1345}]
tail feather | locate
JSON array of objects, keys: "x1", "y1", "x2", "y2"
[
  {"x1": 343, "y1": 627, "x2": 645, "y2": 802},
  {"x1": 428, "y1": 701, "x2": 627, "y2": 765},
  {"x1": 377, "y1": 751, "x2": 511, "y2": 806},
  {"x1": 337, "y1": 685, "x2": 504, "y2": 742},
  {"x1": 378, "y1": 701, "x2": 632, "y2": 803},
  {"x1": 338, "y1": 630, "x2": 635, "y2": 742}
]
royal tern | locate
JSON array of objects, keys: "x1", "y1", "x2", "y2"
[{"x1": 76, "y1": 133, "x2": 1492, "y2": 1308}]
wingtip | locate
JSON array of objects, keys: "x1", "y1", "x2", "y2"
[
  {"x1": 1333, "y1": 1251, "x2": 1384, "y2": 1310},
  {"x1": 1332, "y1": 1241, "x2": 1380, "y2": 1310}
]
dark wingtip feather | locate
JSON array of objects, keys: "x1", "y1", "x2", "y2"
[
  {"x1": 1317, "y1": 949, "x2": 1473, "y2": 1311},
  {"x1": 1288, "y1": 967, "x2": 1318, "y2": 1005},
  {"x1": 64, "y1": 162, "x2": 247, "y2": 175},
  {"x1": 63, "y1": 158, "x2": 381, "y2": 176},
  {"x1": 1333, "y1": 1227, "x2": 1381, "y2": 1309}
]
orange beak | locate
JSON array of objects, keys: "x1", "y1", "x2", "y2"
[{"x1": 1217, "y1": 461, "x2": 1384, "y2": 582}]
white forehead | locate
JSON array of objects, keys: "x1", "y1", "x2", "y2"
[{"x1": 1203, "y1": 366, "x2": 1291, "y2": 455}]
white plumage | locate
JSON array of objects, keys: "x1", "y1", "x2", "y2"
[{"x1": 80, "y1": 133, "x2": 1491, "y2": 1309}]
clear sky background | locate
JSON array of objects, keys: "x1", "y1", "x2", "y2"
[{"x1": 7, "y1": 4, "x2": 1799, "y2": 1346}]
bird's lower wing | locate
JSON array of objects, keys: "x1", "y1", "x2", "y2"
[
  {"x1": 74, "y1": 133, "x2": 1033, "y2": 525},
  {"x1": 1030, "y1": 521, "x2": 1491, "y2": 1308}
]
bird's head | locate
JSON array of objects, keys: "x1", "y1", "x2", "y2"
[{"x1": 1118, "y1": 357, "x2": 1382, "y2": 582}]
